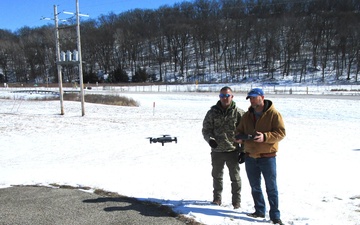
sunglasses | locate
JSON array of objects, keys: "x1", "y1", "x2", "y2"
[{"x1": 219, "y1": 93, "x2": 232, "y2": 98}]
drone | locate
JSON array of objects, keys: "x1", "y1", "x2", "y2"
[{"x1": 147, "y1": 135, "x2": 177, "y2": 146}]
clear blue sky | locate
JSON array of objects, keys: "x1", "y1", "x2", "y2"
[{"x1": 0, "y1": 0, "x2": 184, "y2": 32}]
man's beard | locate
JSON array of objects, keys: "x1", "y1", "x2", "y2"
[{"x1": 251, "y1": 103, "x2": 260, "y2": 109}]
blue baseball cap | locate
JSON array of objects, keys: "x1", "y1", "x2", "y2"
[{"x1": 246, "y1": 88, "x2": 264, "y2": 99}]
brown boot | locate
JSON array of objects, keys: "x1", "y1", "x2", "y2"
[
  {"x1": 212, "y1": 198, "x2": 221, "y2": 206},
  {"x1": 232, "y1": 202, "x2": 241, "y2": 209}
]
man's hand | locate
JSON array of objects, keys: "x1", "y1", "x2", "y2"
[
  {"x1": 253, "y1": 131, "x2": 264, "y2": 142},
  {"x1": 238, "y1": 152, "x2": 246, "y2": 164},
  {"x1": 209, "y1": 138, "x2": 218, "y2": 148}
]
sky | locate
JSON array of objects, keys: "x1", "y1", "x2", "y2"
[
  {"x1": 0, "y1": 84, "x2": 360, "y2": 225},
  {"x1": 0, "y1": 0, "x2": 185, "y2": 32}
]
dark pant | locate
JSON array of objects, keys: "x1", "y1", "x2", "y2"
[
  {"x1": 245, "y1": 156, "x2": 280, "y2": 220},
  {"x1": 211, "y1": 151, "x2": 241, "y2": 204}
]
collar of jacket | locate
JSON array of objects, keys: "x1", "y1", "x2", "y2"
[{"x1": 214, "y1": 100, "x2": 236, "y2": 113}]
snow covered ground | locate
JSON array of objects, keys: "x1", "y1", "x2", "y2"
[{"x1": 0, "y1": 89, "x2": 360, "y2": 225}]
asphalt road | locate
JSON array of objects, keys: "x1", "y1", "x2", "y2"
[{"x1": 0, "y1": 186, "x2": 192, "y2": 225}]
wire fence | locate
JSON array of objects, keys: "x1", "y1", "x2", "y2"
[
  {"x1": 1, "y1": 83, "x2": 360, "y2": 96},
  {"x1": 98, "y1": 84, "x2": 360, "y2": 96}
]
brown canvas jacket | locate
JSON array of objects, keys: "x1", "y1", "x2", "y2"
[{"x1": 236, "y1": 99, "x2": 286, "y2": 158}]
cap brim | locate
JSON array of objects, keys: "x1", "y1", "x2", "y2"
[{"x1": 246, "y1": 94, "x2": 258, "y2": 99}]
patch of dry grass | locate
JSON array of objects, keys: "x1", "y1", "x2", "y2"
[
  {"x1": 1, "y1": 92, "x2": 139, "y2": 107},
  {"x1": 63, "y1": 93, "x2": 139, "y2": 107}
]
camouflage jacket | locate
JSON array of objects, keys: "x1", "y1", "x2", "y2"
[{"x1": 202, "y1": 100, "x2": 245, "y2": 152}]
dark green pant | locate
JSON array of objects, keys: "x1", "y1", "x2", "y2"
[{"x1": 211, "y1": 150, "x2": 241, "y2": 204}]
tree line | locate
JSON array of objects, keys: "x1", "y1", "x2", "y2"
[{"x1": 0, "y1": 0, "x2": 360, "y2": 84}]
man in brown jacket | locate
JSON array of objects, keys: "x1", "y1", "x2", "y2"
[{"x1": 235, "y1": 88, "x2": 286, "y2": 225}]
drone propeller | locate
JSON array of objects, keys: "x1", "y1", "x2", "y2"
[{"x1": 145, "y1": 137, "x2": 154, "y2": 144}]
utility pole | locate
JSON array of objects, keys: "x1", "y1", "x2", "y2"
[
  {"x1": 43, "y1": 1, "x2": 87, "y2": 116},
  {"x1": 76, "y1": 0, "x2": 85, "y2": 116},
  {"x1": 63, "y1": 0, "x2": 87, "y2": 116},
  {"x1": 54, "y1": 5, "x2": 64, "y2": 115}
]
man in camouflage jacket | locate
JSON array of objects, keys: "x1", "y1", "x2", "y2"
[{"x1": 202, "y1": 86, "x2": 245, "y2": 209}]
